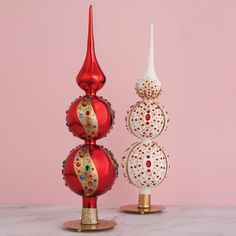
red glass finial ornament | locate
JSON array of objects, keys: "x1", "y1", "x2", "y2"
[
  {"x1": 66, "y1": 6, "x2": 115, "y2": 142},
  {"x1": 62, "y1": 6, "x2": 118, "y2": 231},
  {"x1": 76, "y1": 5, "x2": 106, "y2": 95}
]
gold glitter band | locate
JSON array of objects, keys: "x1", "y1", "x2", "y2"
[
  {"x1": 77, "y1": 97, "x2": 98, "y2": 137},
  {"x1": 81, "y1": 208, "x2": 98, "y2": 225}
]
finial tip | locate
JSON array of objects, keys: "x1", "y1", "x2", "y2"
[{"x1": 89, "y1": 5, "x2": 93, "y2": 15}]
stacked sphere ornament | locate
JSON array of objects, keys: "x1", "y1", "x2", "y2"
[
  {"x1": 121, "y1": 24, "x2": 170, "y2": 214},
  {"x1": 62, "y1": 6, "x2": 118, "y2": 231}
]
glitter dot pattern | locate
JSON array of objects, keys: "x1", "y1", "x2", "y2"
[{"x1": 135, "y1": 77, "x2": 162, "y2": 100}]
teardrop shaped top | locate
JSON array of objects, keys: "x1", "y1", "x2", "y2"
[
  {"x1": 136, "y1": 24, "x2": 162, "y2": 100},
  {"x1": 76, "y1": 5, "x2": 106, "y2": 95}
]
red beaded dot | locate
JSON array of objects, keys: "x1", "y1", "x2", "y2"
[
  {"x1": 145, "y1": 114, "x2": 151, "y2": 120},
  {"x1": 146, "y1": 160, "x2": 151, "y2": 167}
]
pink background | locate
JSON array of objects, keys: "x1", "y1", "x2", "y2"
[{"x1": 1, "y1": 0, "x2": 236, "y2": 205}]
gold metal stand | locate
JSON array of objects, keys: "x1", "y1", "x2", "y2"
[
  {"x1": 120, "y1": 194, "x2": 165, "y2": 214},
  {"x1": 63, "y1": 220, "x2": 117, "y2": 232},
  {"x1": 81, "y1": 208, "x2": 98, "y2": 225},
  {"x1": 138, "y1": 194, "x2": 151, "y2": 208},
  {"x1": 63, "y1": 207, "x2": 116, "y2": 232}
]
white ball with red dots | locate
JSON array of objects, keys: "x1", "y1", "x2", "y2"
[
  {"x1": 125, "y1": 100, "x2": 169, "y2": 140},
  {"x1": 122, "y1": 141, "x2": 169, "y2": 188}
]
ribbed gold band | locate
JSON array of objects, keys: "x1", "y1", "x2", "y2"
[
  {"x1": 81, "y1": 208, "x2": 98, "y2": 225},
  {"x1": 138, "y1": 194, "x2": 151, "y2": 209}
]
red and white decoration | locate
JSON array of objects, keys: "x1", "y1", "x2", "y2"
[{"x1": 122, "y1": 24, "x2": 170, "y2": 195}]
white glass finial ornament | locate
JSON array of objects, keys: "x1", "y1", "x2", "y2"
[{"x1": 121, "y1": 24, "x2": 170, "y2": 214}]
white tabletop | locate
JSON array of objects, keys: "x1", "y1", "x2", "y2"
[{"x1": 0, "y1": 204, "x2": 235, "y2": 235}]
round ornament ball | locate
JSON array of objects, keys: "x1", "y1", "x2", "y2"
[
  {"x1": 125, "y1": 100, "x2": 169, "y2": 140},
  {"x1": 122, "y1": 141, "x2": 169, "y2": 188},
  {"x1": 66, "y1": 96, "x2": 115, "y2": 140},
  {"x1": 62, "y1": 144, "x2": 118, "y2": 197}
]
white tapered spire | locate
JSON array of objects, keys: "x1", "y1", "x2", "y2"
[
  {"x1": 144, "y1": 24, "x2": 160, "y2": 83},
  {"x1": 135, "y1": 24, "x2": 162, "y2": 100}
]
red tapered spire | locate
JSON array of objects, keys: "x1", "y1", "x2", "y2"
[{"x1": 76, "y1": 5, "x2": 106, "y2": 95}]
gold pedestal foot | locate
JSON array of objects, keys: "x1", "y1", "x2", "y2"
[
  {"x1": 120, "y1": 204, "x2": 165, "y2": 214},
  {"x1": 63, "y1": 220, "x2": 117, "y2": 232},
  {"x1": 120, "y1": 194, "x2": 165, "y2": 214}
]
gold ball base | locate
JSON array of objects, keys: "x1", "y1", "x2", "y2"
[
  {"x1": 120, "y1": 204, "x2": 165, "y2": 214},
  {"x1": 63, "y1": 220, "x2": 117, "y2": 232}
]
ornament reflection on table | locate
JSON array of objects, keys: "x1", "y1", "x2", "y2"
[
  {"x1": 121, "y1": 24, "x2": 170, "y2": 214},
  {"x1": 62, "y1": 6, "x2": 118, "y2": 231}
]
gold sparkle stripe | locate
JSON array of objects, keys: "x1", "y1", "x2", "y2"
[
  {"x1": 73, "y1": 147, "x2": 99, "y2": 196},
  {"x1": 161, "y1": 147, "x2": 170, "y2": 179},
  {"x1": 125, "y1": 142, "x2": 140, "y2": 184},
  {"x1": 127, "y1": 101, "x2": 142, "y2": 140},
  {"x1": 158, "y1": 105, "x2": 167, "y2": 134},
  {"x1": 77, "y1": 97, "x2": 98, "y2": 137}
]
